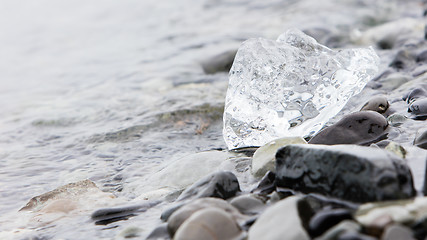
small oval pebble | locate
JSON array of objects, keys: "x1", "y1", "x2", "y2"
[
  {"x1": 309, "y1": 111, "x2": 388, "y2": 145},
  {"x1": 230, "y1": 194, "x2": 265, "y2": 215},
  {"x1": 403, "y1": 87, "x2": 427, "y2": 103},
  {"x1": 408, "y1": 99, "x2": 427, "y2": 120},
  {"x1": 174, "y1": 208, "x2": 242, "y2": 240},
  {"x1": 360, "y1": 96, "x2": 389, "y2": 114}
]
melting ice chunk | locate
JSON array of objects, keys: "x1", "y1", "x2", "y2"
[{"x1": 223, "y1": 29, "x2": 379, "y2": 149}]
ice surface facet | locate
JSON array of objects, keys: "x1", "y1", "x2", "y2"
[{"x1": 223, "y1": 29, "x2": 379, "y2": 149}]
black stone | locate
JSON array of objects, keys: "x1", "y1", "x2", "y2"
[
  {"x1": 275, "y1": 144, "x2": 415, "y2": 203},
  {"x1": 91, "y1": 202, "x2": 154, "y2": 225},
  {"x1": 308, "y1": 208, "x2": 353, "y2": 238},
  {"x1": 309, "y1": 111, "x2": 388, "y2": 145},
  {"x1": 176, "y1": 171, "x2": 241, "y2": 201},
  {"x1": 251, "y1": 171, "x2": 276, "y2": 195},
  {"x1": 297, "y1": 197, "x2": 316, "y2": 233},
  {"x1": 201, "y1": 49, "x2": 237, "y2": 74},
  {"x1": 411, "y1": 217, "x2": 427, "y2": 240},
  {"x1": 360, "y1": 96, "x2": 389, "y2": 114}
]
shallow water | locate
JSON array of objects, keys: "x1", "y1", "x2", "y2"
[{"x1": 0, "y1": 0, "x2": 425, "y2": 239}]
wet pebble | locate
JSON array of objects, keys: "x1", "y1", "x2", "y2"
[
  {"x1": 174, "y1": 208, "x2": 243, "y2": 240},
  {"x1": 91, "y1": 203, "x2": 153, "y2": 225},
  {"x1": 251, "y1": 137, "x2": 306, "y2": 178},
  {"x1": 386, "y1": 114, "x2": 407, "y2": 127},
  {"x1": 200, "y1": 49, "x2": 237, "y2": 74},
  {"x1": 403, "y1": 85, "x2": 427, "y2": 104},
  {"x1": 381, "y1": 224, "x2": 415, "y2": 240},
  {"x1": 230, "y1": 194, "x2": 265, "y2": 215},
  {"x1": 408, "y1": 98, "x2": 427, "y2": 120},
  {"x1": 315, "y1": 220, "x2": 361, "y2": 240},
  {"x1": 384, "y1": 141, "x2": 407, "y2": 159},
  {"x1": 309, "y1": 208, "x2": 353, "y2": 238},
  {"x1": 275, "y1": 144, "x2": 415, "y2": 203},
  {"x1": 248, "y1": 196, "x2": 310, "y2": 240},
  {"x1": 360, "y1": 96, "x2": 389, "y2": 114},
  {"x1": 167, "y1": 197, "x2": 243, "y2": 237},
  {"x1": 176, "y1": 171, "x2": 240, "y2": 201},
  {"x1": 309, "y1": 111, "x2": 388, "y2": 145},
  {"x1": 251, "y1": 171, "x2": 276, "y2": 195}
]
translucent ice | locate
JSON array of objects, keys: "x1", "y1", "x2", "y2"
[{"x1": 223, "y1": 29, "x2": 379, "y2": 149}]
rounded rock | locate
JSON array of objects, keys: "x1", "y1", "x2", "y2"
[
  {"x1": 248, "y1": 196, "x2": 310, "y2": 240},
  {"x1": 167, "y1": 197, "x2": 243, "y2": 237},
  {"x1": 174, "y1": 207, "x2": 242, "y2": 240},
  {"x1": 309, "y1": 111, "x2": 388, "y2": 145},
  {"x1": 360, "y1": 96, "x2": 389, "y2": 114},
  {"x1": 177, "y1": 171, "x2": 241, "y2": 201},
  {"x1": 403, "y1": 86, "x2": 427, "y2": 104},
  {"x1": 381, "y1": 224, "x2": 415, "y2": 240},
  {"x1": 230, "y1": 194, "x2": 265, "y2": 215},
  {"x1": 408, "y1": 98, "x2": 427, "y2": 120},
  {"x1": 251, "y1": 137, "x2": 307, "y2": 178}
]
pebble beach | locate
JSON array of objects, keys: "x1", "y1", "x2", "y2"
[{"x1": 0, "y1": 0, "x2": 427, "y2": 239}]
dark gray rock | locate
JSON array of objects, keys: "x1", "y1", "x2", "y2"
[
  {"x1": 176, "y1": 171, "x2": 240, "y2": 201},
  {"x1": 360, "y1": 96, "x2": 389, "y2": 114},
  {"x1": 91, "y1": 202, "x2": 157, "y2": 225},
  {"x1": 408, "y1": 98, "x2": 427, "y2": 120},
  {"x1": 275, "y1": 144, "x2": 415, "y2": 203},
  {"x1": 200, "y1": 49, "x2": 237, "y2": 74},
  {"x1": 381, "y1": 224, "x2": 415, "y2": 240},
  {"x1": 411, "y1": 217, "x2": 427, "y2": 240},
  {"x1": 251, "y1": 171, "x2": 276, "y2": 195},
  {"x1": 309, "y1": 111, "x2": 388, "y2": 145},
  {"x1": 309, "y1": 208, "x2": 353, "y2": 238}
]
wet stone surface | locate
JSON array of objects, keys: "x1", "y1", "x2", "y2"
[
  {"x1": 275, "y1": 144, "x2": 415, "y2": 203},
  {"x1": 308, "y1": 111, "x2": 388, "y2": 145}
]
